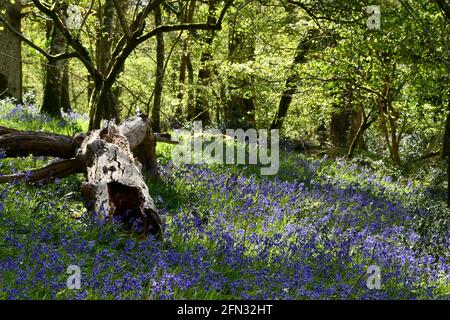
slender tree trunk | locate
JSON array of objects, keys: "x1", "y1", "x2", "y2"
[
  {"x1": 271, "y1": 29, "x2": 320, "y2": 130},
  {"x1": 349, "y1": 108, "x2": 366, "y2": 149},
  {"x1": 347, "y1": 108, "x2": 375, "y2": 158},
  {"x1": 152, "y1": 4, "x2": 165, "y2": 133},
  {"x1": 186, "y1": 54, "x2": 194, "y2": 121},
  {"x1": 175, "y1": 0, "x2": 196, "y2": 121},
  {"x1": 442, "y1": 100, "x2": 450, "y2": 206},
  {"x1": 0, "y1": 0, "x2": 22, "y2": 102},
  {"x1": 225, "y1": 9, "x2": 256, "y2": 129},
  {"x1": 61, "y1": 59, "x2": 71, "y2": 112},
  {"x1": 377, "y1": 69, "x2": 401, "y2": 165},
  {"x1": 189, "y1": 0, "x2": 217, "y2": 124}
]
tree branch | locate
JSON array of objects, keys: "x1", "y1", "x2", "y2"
[
  {"x1": 0, "y1": 126, "x2": 18, "y2": 136},
  {"x1": 0, "y1": 159, "x2": 83, "y2": 184},
  {"x1": 0, "y1": 13, "x2": 78, "y2": 62},
  {"x1": 137, "y1": 22, "x2": 221, "y2": 44},
  {"x1": 0, "y1": 129, "x2": 83, "y2": 159},
  {"x1": 31, "y1": 0, "x2": 101, "y2": 81},
  {"x1": 137, "y1": 0, "x2": 233, "y2": 43},
  {"x1": 112, "y1": 0, "x2": 132, "y2": 39},
  {"x1": 101, "y1": 0, "x2": 232, "y2": 115}
]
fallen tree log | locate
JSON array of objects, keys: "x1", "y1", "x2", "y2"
[
  {"x1": 0, "y1": 127, "x2": 176, "y2": 159},
  {"x1": 0, "y1": 159, "x2": 83, "y2": 184},
  {"x1": 78, "y1": 122, "x2": 161, "y2": 236},
  {"x1": 0, "y1": 130, "x2": 84, "y2": 158},
  {"x1": 0, "y1": 126, "x2": 18, "y2": 136},
  {"x1": 0, "y1": 115, "x2": 163, "y2": 237}
]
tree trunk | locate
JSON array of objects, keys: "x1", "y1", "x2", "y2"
[
  {"x1": 152, "y1": 4, "x2": 165, "y2": 133},
  {"x1": 271, "y1": 29, "x2": 320, "y2": 131},
  {"x1": 330, "y1": 82, "x2": 356, "y2": 148},
  {"x1": 330, "y1": 108, "x2": 350, "y2": 148},
  {"x1": 61, "y1": 59, "x2": 71, "y2": 112},
  {"x1": 377, "y1": 87, "x2": 401, "y2": 164},
  {"x1": 347, "y1": 108, "x2": 376, "y2": 158},
  {"x1": 191, "y1": 0, "x2": 216, "y2": 124},
  {"x1": 0, "y1": 0, "x2": 22, "y2": 101},
  {"x1": 41, "y1": 8, "x2": 68, "y2": 118},
  {"x1": 442, "y1": 100, "x2": 450, "y2": 206},
  {"x1": 225, "y1": 9, "x2": 256, "y2": 129},
  {"x1": 175, "y1": 0, "x2": 196, "y2": 122},
  {"x1": 349, "y1": 108, "x2": 367, "y2": 150},
  {"x1": 89, "y1": 0, "x2": 121, "y2": 130},
  {"x1": 0, "y1": 127, "x2": 83, "y2": 158}
]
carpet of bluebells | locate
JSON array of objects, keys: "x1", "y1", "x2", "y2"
[{"x1": 0, "y1": 99, "x2": 449, "y2": 300}]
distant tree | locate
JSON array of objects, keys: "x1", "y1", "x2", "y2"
[
  {"x1": 175, "y1": 0, "x2": 196, "y2": 122},
  {"x1": 271, "y1": 29, "x2": 321, "y2": 131},
  {"x1": 430, "y1": 0, "x2": 450, "y2": 206},
  {"x1": 152, "y1": 3, "x2": 164, "y2": 132},
  {"x1": 191, "y1": 0, "x2": 217, "y2": 124},
  {"x1": 41, "y1": 3, "x2": 69, "y2": 117},
  {"x1": 225, "y1": 1, "x2": 256, "y2": 129}
]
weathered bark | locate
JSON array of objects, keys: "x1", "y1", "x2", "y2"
[
  {"x1": 0, "y1": 128, "x2": 83, "y2": 158},
  {"x1": 0, "y1": 159, "x2": 83, "y2": 184},
  {"x1": 79, "y1": 118, "x2": 162, "y2": 236},
  {"x1": 0, "y1": 126, "x2": 17, "y2": 136},
  {"x1": 42, "y1": 7, "x2": 68, "y2": 118},
  {"x1": 0, "y1": 116, "x2": 163, "y2": 236},
  {"x1": 271, "y1": 29, "x2": 320, "y2": 131},
  {"x1": 349, "y1": 108, "x2": 367, "y2": 150},
  {"x1": 119, "y1": 115, "x2": 159, "y2": 182},
  {"x1": 152, "y1": 5, "x2": 165, "y2": 133},
  {"x1": 0, "y1": 0, "x2": 22, "y2": 101},
  {"x1": 0, "y1": 125, "x2": 175, "y2": 159},
  {"x1": 330, "y1": 82, "x2": 355, "y2": 148}
]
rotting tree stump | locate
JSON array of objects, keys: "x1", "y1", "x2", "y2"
[{"x1": 0, "y1": 114, "x2": 175, "y2": 237}]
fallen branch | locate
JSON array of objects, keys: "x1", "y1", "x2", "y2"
[
  {"x1": 0, "y1": 127, "x2": 178, "y2": 159},
  {"x1": 0, "y1": 130, "x2": 84, "y2": 158},
  {"x1": 0, "y1": 126, "x2": 18, "y2": 136},
  {"x1": 0, "y1": 159, "x2": 83, "y2": 184},
  {"x1": 155, "y1": 133, "x2": 179, "y2": 145}
]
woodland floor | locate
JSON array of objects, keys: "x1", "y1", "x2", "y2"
[{"x1": 0, "y1": 101, "x2": 449, "y2": 300}]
